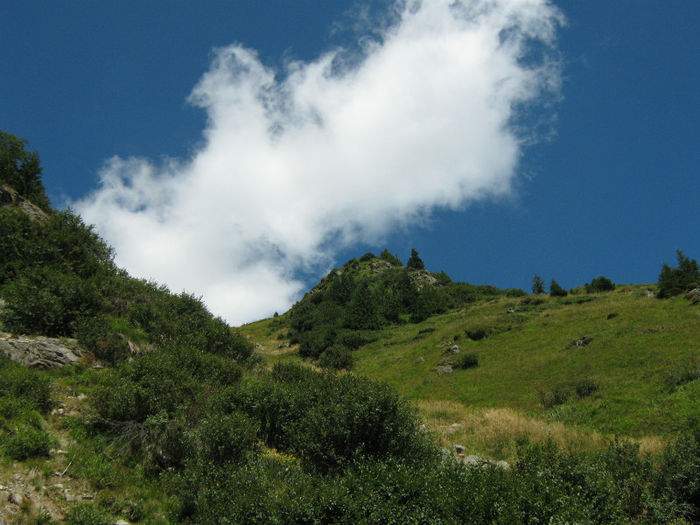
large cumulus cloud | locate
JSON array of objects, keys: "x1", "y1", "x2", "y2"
[{"x1": 76, "y1": 0, "x2": 563, "y2": 325}]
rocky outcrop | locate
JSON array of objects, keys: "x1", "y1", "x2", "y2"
[
  {"x1": 0, "y1": 332, "x2": 84, "y2": 368},
  {"x1": 409, "y1": 269, "x2": 438, "y2": 290},
  {"x1": 0, "y1": 184, "x2": 49, "y2": 221}
]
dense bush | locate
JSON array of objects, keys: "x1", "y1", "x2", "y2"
[
  {"x1": 585, "y1": 276, "x2": 615, "y2": 293},
  {"x1": 2, "y1": 424, "x2": 53, "y2": 460},
  {"x1": 230, "y1": 364, "x2": 430, "y2": 473},
  {"x1": 2, "y1": 267, "x2": 102, "y2": 336},
  {"x1": 319, "y1": 344, "x2": 353, "y2": 370},
  {"x1": 0, "y1": 356, "x2": 52, "y2": 412},
  {"x1": 455, "y1": 353, "x2": 479, "y2": 369},
  {"x1": 0, "y1": 130, "x2": 50, "y2": 210},
  {"x1": 658, "y1": 250, "x2": 700, "y2": 298}
]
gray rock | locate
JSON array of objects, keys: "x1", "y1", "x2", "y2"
[
  {"x1": 8, "y1": 492, "x2": 23, "y2": 506},
  {"x1": 686, "y1": 287, "x2": 700, "y2": 304},
  {"x1": 0, "y1": 332, "x2": 84, "y2": 368},
  {"x1": 415, "y1": 356, "x2": 425, "y2": 363},
  {"x1": 449, "y1": 345, "x2": 461, "y2": 354},
  {"x1": 115, "y1": 520, "x2": 131, "y2": 525},
  {"x1": 0, "y1": 184, "x2": 48, "y2": 221}
]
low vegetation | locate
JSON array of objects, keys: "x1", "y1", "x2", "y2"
[{"x1": 1, "y1": 130, "x2": 699, "y2": 522}]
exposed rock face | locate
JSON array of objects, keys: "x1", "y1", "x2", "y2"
[
  {"x1": 0, "y1": 332, "x2": 84, "y2": 368},
  {"x1": 409, "y1": 269, "x2": 438, "y2": 290},
  {"x1": 686, "y1": 287, "x2": 700, "y2": 304},
  {"x1": 0, "y1": 184, "x2": 48, "y2": 221}
]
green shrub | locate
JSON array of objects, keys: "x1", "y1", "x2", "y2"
[
  {"x1": 585, "y1": 276, "x2": 615, "y2": 293},
  {"x1": 465, "y1": 326, "x2": 490, "y2": 341},
  {"x1": 574, "y1": 378, "x2": 599, "y2": 398},
  {"x1": 337, "y1": 331, "x2": 369, "y2": 350},
  {"x1": 0, "y1": 356, "x2": 52, "y2": 411},
  {"x1": 455, "y1": 353, "x2": 479, "y2": 369},
  {"x1": 359, "y1": 252, "x2": 376, "y2": 262},
  {"x1": 74, "y1": 315, "x2": 130, "y2": 364},
  {"x1": 198, "y1": 412, "x2": 259, "y2": 466},
  {"x1": 505, "y1": 288, "x2": 528, "y2": 297},
  {"x1": 2, "y1": 267, "x2": 102, "y2": 337},
  {"x1": 319, "y1": 344, "x2": 353, "y2": 370},
  {"x1": 2, "y1": 424, "x2": 52, "y2": 460}
]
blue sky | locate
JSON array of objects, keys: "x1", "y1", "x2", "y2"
[{"x1": 1, "y1": 1, "x2": 698, "y2": 324}]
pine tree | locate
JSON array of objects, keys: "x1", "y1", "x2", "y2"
[
  {"x1": 550, "y1": 279, "x2": 567, "y2": 297},
  {"x1": 532, "y1": 275, "x2": 545, "y2": 295},
  {"x1": 406, "y1": 248, "x2": 425, "y2": 270}
]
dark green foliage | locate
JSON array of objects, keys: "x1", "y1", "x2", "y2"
[
  {"x1": 74, "y1": 315, "x2": 130, "y2": 364},
  {"x1": 658, "y1": 250, "x2": 700, "y2": 298},
  {"x1": 531, "y1": 274, "x2": 545, "y2": 295},
  {"x1": 345, "y1": 280, "x2": 382, "y2": 329},
  {"x1": 198, "y1": 412, "x2": 259, "y2": 466},
  {"x1": 409, "y1": 286, "x2": 448, "y2": 323},
  {"x1": 465, "y1": 326, "x2": 490, "y2": 341},
  {"x1": 379, "y1": 248, "x2": 403, "y2": 267},
  {"x1": 406, "y1": 248, "x2": 425, "y2": 270},
  {"x1": 2, "y1": 267, "x2": 102, "y2": 337},
  {"x1": 650, "y1": 433, "x2": 700, "y2": 522},
  {"x1": 0, "y1": 130, "x2": 50, "y2": 210},
  {"x1": 231, "y1": 364, "x2": 429, "y2": 473},
  {"x1": 319, "y1": 344, "x2": 353, "y2": 370},
  {"x1": 585, "y1": 276, "x2": 615, "y2": 293},
  {"x1": 359, "y1": 252, "x2": 375, "y2": 262},
  {"x1": 0, "y1": 355, "x2": 52, "y2": 412},
  {"x1": 455, "y1": 353, "x2": 479, "y2": 369},
  {"x1": 2, "y1": 424, "x2": 52, "y2": 460},
  {"x1": 505, "y1": 288, "x2": 528, "y2": 297},
  {"x1": 336, "y1": 331, "x2": 369, "y2": 350},
  {"x1": 539, "y1": 379, "x2": 598, "y2": 408},
  {"x1": 549, "y1": 278, "x2": 567, "y2": 297}
]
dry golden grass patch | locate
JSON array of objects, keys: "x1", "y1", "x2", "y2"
[{"x1": 416, "y1": 400, "x2": 665, "y2": 461}]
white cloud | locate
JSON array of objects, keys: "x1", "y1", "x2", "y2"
[{"x1": 76, "y1": 0, "x2": 563, "y2": 325}]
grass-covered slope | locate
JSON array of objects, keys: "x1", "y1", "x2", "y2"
[{"x1": 246, "y1": 280, "x2": 699, "y2": 459}]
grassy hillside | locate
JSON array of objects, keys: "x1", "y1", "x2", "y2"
[
  {"x1": 244, "y1": 284, "x2": 700, "y2": 459},
  {"x1": 2, "y1": 132, "x2": 699, "y2": 523}
]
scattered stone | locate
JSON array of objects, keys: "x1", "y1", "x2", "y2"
[
  {"x1": 646, "y1": 289, "x2": 655, "y2": 298},
  {"x1": 255, "y1": 343, "x2": 263, "y2": 349},
  {"x1": 433, "y1": 365, "x2": 453, "y2": 375},
  {"x1": 277, "y1": 342, "x2": 290, "y2": 349},
  {"x1": 0, "y1": 332, "x2": 84, "y2": 368},
  {"x1": 419, "y1": 424, "x2": 427, "y2": 432},
  {"x1": 686, "y1": 287, "x2": 700, "y2": 304},
  {"x1": 449, "y1": 345, "x2": 460, "y2": 354},
  {"x1": 450, "y1": 423, "x2": 463, "y2": 429},
  {"x1": 454, "y1": 445, "x2": 465, "y2": 454},
  {"x1": 77, "y1": 393, "x2": 88, "y2": 401},
  {"x1": 569, "y1": 336, "x2": 593, "y2": 348},
  {"x1": 0, "y1": 184, "x2": 48, "y2": 221},
  {"x1": 415, "y1": 356, "x2": 425, "y2": 363},
  {"x1": 506, "y1": 308, "x2": 516, "y2": 314},
  {"x1": 8, "y1": 492, "x2": 23, "y2": 506},
  {"x1": 115, "y1": 520, "x2": 131, "y2": 525}
]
